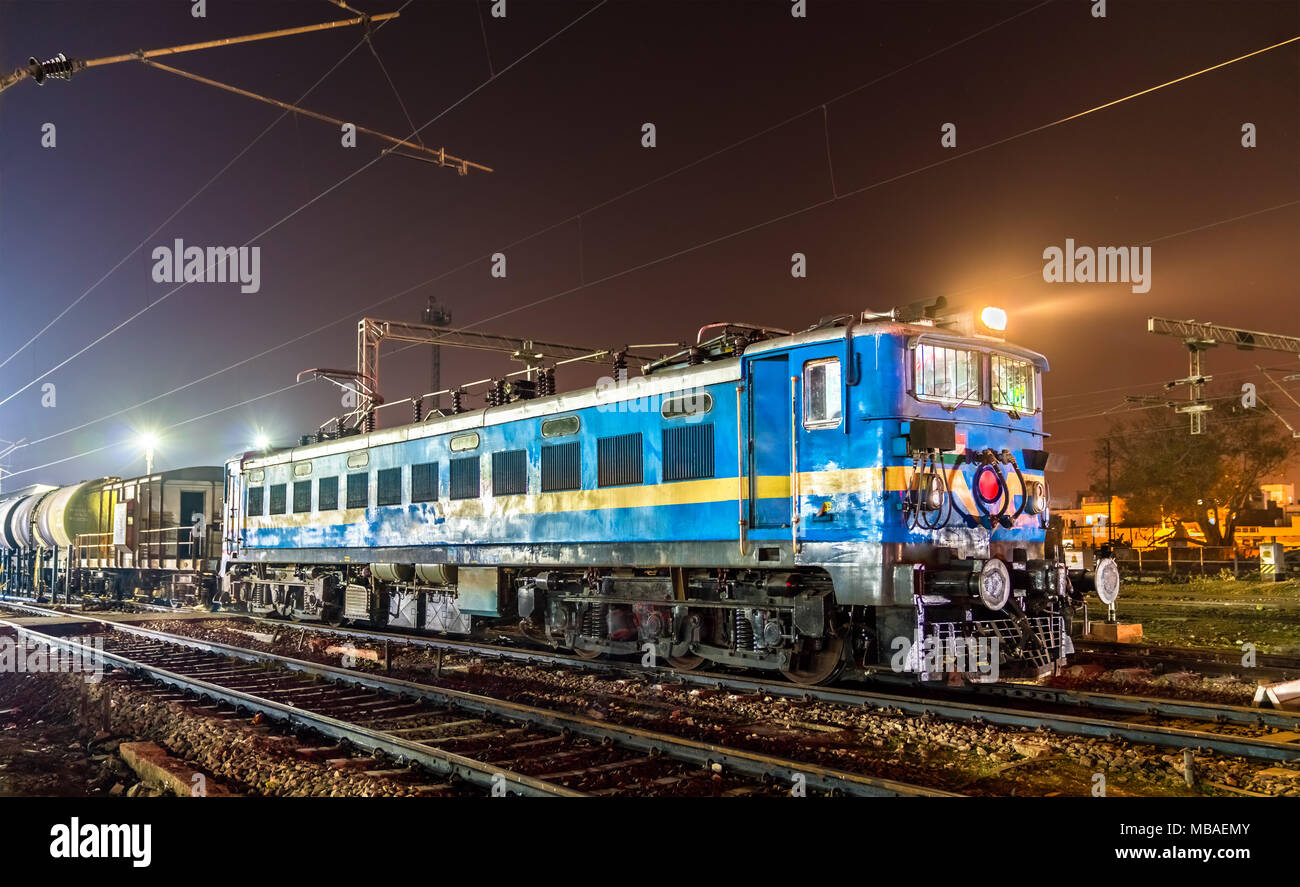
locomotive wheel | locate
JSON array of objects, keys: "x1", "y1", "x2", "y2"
[
  {"x1": 666, "y1": 611, "x2": 708, "y2": 670},
  {"x1": 665, "y1": 652, "x2": 706, "y2": 670},
  {"x1": 780, "y1": 630, "x2": 847, "y2": 686}
]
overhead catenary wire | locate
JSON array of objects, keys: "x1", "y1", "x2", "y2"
[
  {"x1": 0, "y1": 0, "x2": 1107, "y2": 455},
  {"x1": 141, "y1": 59, "x2": 490, "y2": 172},
  {"x1": 1, "y1": 381, "x2": 312, "y2": 481},
  {"x1": 14, "y1": 193, "x2": 1297, "y2": 478},
  {"x1": 0, "y1": 10, "x2": 402, "y2": 93},
  {"x1": 401, "y1": 30, "x2": 1300, "y2": 355},
  {"x1": 1049, "y1": 400, "x2": 1300, "y2": 447},
  {"x1": 0, "y1": 2, "x2": 416, "y2": 375},
  {"x1": 0, "y1": 0, "x2": 1054, "y2": 418},
  {"x1": 940, "y1": 197, "x2": 1300, "y2": 310},
  {"x1": 8, "y1": 8, "x2": 1298, "y2": 476},
  {"x1": 1046, "y1": 365, "x2": 1297, "y2": 422},
  {"x1": 0, "y1": 0, "x2": 608, "y2": 415}
]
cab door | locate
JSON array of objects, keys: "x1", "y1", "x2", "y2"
[
  {"x1": 747, "y1": 355, "x2": 792, "y2": 530},
  {"x1": 793, "y1": 354, "x2": 846, "y2": 545}
]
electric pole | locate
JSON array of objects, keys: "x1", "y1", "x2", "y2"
[
  {"x1": 422, "y1": 297, "x2": 452, "y2": 412},
  {"x1": 1104, "y1": 437, "x2": 1113, "y2": 545}
]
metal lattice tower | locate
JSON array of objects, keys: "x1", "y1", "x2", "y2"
[{"x1": 1147, "y1": 316, "x2": 1300, "y2": 434}]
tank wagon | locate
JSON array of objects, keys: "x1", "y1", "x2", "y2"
[
  {"x1": 222, "y1": 307, "x2": 1119, "y2": 684},
  {"x1": 0, "y1": 484, "x2": 57, "y2": 595},
  {"x1": 0, "y1": 468, "x2": 223, "y2": 605}
]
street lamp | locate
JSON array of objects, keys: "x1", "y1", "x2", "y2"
[{"x1": 138, "y1": 432, "x2": 159, "y2": 474}]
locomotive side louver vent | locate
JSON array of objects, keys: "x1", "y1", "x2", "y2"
[
  {"x1": 663, "y1": 423, "x2": 715, "y2": 481},
  {"x1": 450, "y1": 456, "x2": 481, "y2": 500},
  {"x1": 346, "y1": 472, "x2": 368, "y2": 509},
  {"x1": 293, "y1": 481, "x2": 311, "y2": 513},
  {"x1": 318, "y1": 476, "x2": 339, "y2": 510},
  {"x1": 411, "y1": 462, "x2": 438, "y2": 502},
  {"x1": 377, "y1": 468, "x2": 402, "y2": 506},
  {"x1": 492, "y1": 450, "x2": 527, "y2": 496},
  {"x1": 598, "y1": 432, "x2": 643, "y2": 488},
  {"x1": 541, "y1": 442, "x2": 581, "y2": 492}
]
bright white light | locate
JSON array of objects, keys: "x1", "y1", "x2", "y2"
[
  {"x1": 253, "y1": 433, "x2": 270, "y2": 450},
  {"x1": 137, "y1": 432, "x2": 159, "y2": 451},
  {"x1": 980, "y1": 306, "x2": 1008, "y2": 332}
]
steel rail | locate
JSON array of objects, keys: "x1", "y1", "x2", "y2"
[
  {"x1": 3, "y1": 613, "x2": 952, "y2": 797},
  {"x1": 857, "y1": 670, "x2": 1300, "y2": 731},
  {"x1": 1075, "y1": 639, "x2": 1300, "y2": 673},
  {"x1": 233, "y1": 612, "x2": 1300, "y2": 731},
  {"x1": 0, "y1": 620, "x2": 576, "y2": 798},
  {"x1": 9, "y1": 597, "x2": 1295, "y2": 763}
]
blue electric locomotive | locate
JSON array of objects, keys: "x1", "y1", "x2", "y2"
[{"x1": 220, "y1": 304, "x2": 1118, "y2": 684}]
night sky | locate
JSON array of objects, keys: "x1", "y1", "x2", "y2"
[{"x1": 0, "y1": 0, "x2": 1296, "y2": 498}]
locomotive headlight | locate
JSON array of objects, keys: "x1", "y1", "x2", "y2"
[
  {"x1": 979, "y1": 306, "x2": 1008, "y2": 332},
  {"x1": 923, "y1": 475, "x2": 945, "y2": 510},
  {"x1": 1024, "y1": 480, "x2": 1047, "y2": 514},
  {"x1": 977, "y1": 558, "x2": 1011, "y2": 611},
  {"x1": 1093, "y1": 557, "x2": 1121, "y2": 606}
]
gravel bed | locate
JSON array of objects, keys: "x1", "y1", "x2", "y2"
[
  {"x1": 0, "y1": 667, "x2": 473, "y2": 797},
  {"x1": 142, "y1": 617, "x2": 1300, "y2": 797}
]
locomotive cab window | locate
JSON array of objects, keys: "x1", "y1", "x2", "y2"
[
  {"x1": 541, "y1": 416, "x2": 580, "y2": 438},
  {"x1": 662, "y1": 392, "x2": 713, "y2": 419},
  {"x1": 802, "y1": 358, "x2": 842, "y2": 429},
  {"x1": 914, "y1": 343, "x2": 980, "y2": 408},
  {"x1": 991, "y1": 354, "x2": 1037, "y2": 414},
  {"x1": 246, "y1": 486, "x2": 265, "y2": 517},
  {"x1": 450, "y1": 432, "x2": 480, "y2": 453}
]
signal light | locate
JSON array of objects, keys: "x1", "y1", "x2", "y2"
[
  {"x1": 980, "y1": 306, "x2": 1007, "y2": 332},
  {"x1": 976, "y1": 467, "x2": 1002, "y2": 502}
]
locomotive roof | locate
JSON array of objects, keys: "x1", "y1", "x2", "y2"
[
  {"x1": 744, "y1": 319, "x2": 1050, "y2": 370},
  {"x1": 239, "y1": 357, "x2": 743, "y2": 471},
  {"x1": 239, "y1": 319, "x2": 1048, "y2": 472}
]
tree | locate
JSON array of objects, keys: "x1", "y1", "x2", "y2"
[{"x1": 1092, "y1": 405, "x2": 1298, "y2": 546}]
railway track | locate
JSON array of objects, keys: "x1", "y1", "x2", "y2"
[
  {"x1": 1074, "y1": 639, "x2": 1300, "y2": 682},
  {"x1": 223, "y1": 610, "x2": 1300, "y2": 754},
  {"x1": 0, "y1": 612, "x2": 950, "y2": 798},
  {"x1": 5, "y1": 596, "x2": 1298, "y2": 767},
  {"x1": 221, "y1": 615, "x2": 1300, "y2": 764}
]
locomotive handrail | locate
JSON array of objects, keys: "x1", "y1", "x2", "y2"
[
  {"x1": 736, "y1": 383, "x2": 747, "y2": 557},
  {"x1": 790, "y1": 375, "x2": 801, "y2": 554}
]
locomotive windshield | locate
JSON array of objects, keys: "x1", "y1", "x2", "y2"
[
  {"x1": 914, "y1": 343, "x2": 980, "y2": 406},
  {"x1": 991, "y1": 353, "x2": 1037, "y2": 412}
]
